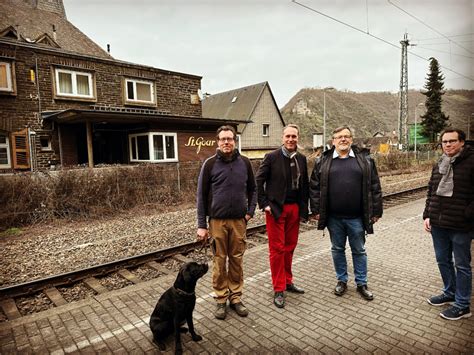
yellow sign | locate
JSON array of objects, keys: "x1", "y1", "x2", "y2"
[{"x1": 184, "y1": 136, "x2": 216, "y2": 154}]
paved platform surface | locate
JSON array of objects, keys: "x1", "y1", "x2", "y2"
[{"x1": 0, "y1": 198, "x2": 473, "y2": 354}]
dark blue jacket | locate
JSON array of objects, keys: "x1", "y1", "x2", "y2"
[{"x1": 197, "y1": 149, "x2": 257, "y2": 229}]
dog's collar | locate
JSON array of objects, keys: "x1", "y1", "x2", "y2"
[{"x1": 173, "y1": 286, "x2": 195, "y2": 297}]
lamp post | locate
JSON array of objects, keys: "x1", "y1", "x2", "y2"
[
  {"x1": 322, "y1": 87, "x2": 335, "y2": 151},
  {"x1": 414, "y1": 102, "x2": 424, "y2": 153},
  {"x1": 323, "y1": 92, "x2": 326, "y2": 151}
]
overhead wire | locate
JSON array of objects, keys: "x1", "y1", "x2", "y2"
[
  {"x1": 387, "y1": 0, "x2": 473, "y2": 54},
  {"x1": 290, "y1": 0, "x2": 473, "y2": 82},
  {"x1": 413, "y1": 46, "x2": 473, "y2": 59}
]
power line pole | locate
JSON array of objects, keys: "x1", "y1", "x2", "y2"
[{"x1": 398, "y1": 32, "x2": 409, "y2": 150}]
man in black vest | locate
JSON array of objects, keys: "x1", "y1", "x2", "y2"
[{"x1": 309, "y1": 125, "x2": 382, "y2": 300}]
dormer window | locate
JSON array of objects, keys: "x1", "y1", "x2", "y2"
[
  {"x1": 54, "y1": 68, "x2": 95, "y2": 99},
  {"x1": 124, "y1": 78, "x2": 155, "y2": 106}
]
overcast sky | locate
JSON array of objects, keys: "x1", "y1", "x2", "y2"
[{"x1": 63, "y1": 0, "x2": 472, "y2": 108}]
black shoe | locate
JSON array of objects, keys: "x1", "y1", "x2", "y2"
[
  {"x1": 230, "y1": 302, "x2": 249, "y2": 317},
  {"x1": 439, "y1": 305, "x2": 472, "y2": 321},
  {"x1": 274, "y1": 292, "x2": 285, "y2": 308},
  {"x1": 357, "y1": 285, "x2": 374, "y2": 301},
  {"x1": 286, "y1": 283, "x2": 305, "y2": 294},
  {"x1": 334, "y1": 281, "x2": 347, "y2": 296},
  {"x1": 427, "y1": 293, "x2": 455, "y2": 307}
]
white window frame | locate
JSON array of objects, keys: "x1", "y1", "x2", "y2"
[
  {"x1": 262, "y1": 124, "x2": 270, "y2": 137},
  {"x1": 0, "y1": 133, "x2": 11, "y2": 168},
  {"x1": 54, "y1": 68, "x2": 94, "y2": 98},
  {"x1": 124, "y1": 78, "x2": 155, "y2": 104},
  {"x1": 0, "y1": 62, "x2": 13, "y2": 92},
  {"x1": 129, "y1": 132, "x2": 178, "y2": 163}
]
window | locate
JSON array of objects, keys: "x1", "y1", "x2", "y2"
[
  {"x1": 125, "y1": 78, "x2": 155, "y2": 104},
  {"x1": 262, "y1": 124, "x2": 270, "y2": 137},
  {"x1": 54, "y1": 68, "x2": 94, "y2": 98},
  {"x1": 0, "y1": 62, "x2": 14, "y2": 93},
  {"x1": 40, "y1": 137, "x2": 52, "y2": 151},
  {"x1": 129, "y1": 132, "x2": 177, "y2": 162},
  {"x1": 0, "y1": 133, "x2": 11, "y2": 168}
]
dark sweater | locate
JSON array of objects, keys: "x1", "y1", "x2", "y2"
[
  {"x1": 328, "y1": 157, "x2": 363, "y2": 218},
  {"x1": 196, "y1": 149, "x2": 257, "y2": 229}
]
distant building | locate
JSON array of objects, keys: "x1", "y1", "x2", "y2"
[
  {"x1": 202, "y1": 82, "x2": 286, "y2": 159},
  {"x1": 0, "y1": 0, "x2": 242, "y2": 172}
]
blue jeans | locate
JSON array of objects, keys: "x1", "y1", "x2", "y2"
[
  {"x1": 431, "y1": 226, "x2": 472, "y2": 309},
  {"x1": 327, "y1": 216, "x2": 367, "y2": 285}
]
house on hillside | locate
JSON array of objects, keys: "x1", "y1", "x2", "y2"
[
  {"x1": 0, "y1": 0, "x2": 242, "y2": 173},
  {"x1": 202, "y1": 82, "x2": 286, "y2": 159}
]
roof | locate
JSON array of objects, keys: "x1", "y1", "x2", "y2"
[
  {"x1": 0, "y1": 0, "x2": 111, "y2": 59},
  {"x1": 202, "y1": 82, "x2": 270, "y2": 121},
  {"x1": 42, "y1": 107, "x2": 248, "y2": 126}
]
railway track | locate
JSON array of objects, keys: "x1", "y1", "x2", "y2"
[{"x1": 0, "y1": 187, "x2": 426, "y2": 321}]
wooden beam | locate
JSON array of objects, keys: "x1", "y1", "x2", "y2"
[{"x1": 86, "y1": 121, "x2": 94, "y2": 168}]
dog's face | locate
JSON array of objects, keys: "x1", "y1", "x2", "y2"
[
  {"x1": 180, "y1": 262, "x2": 208, "y2": 283},
  {"x1": 175, "y1": 262, "x2": 208, "y2": 290}
]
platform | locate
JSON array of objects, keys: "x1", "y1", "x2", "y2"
[{"x1": 0, "y1": 198, "x2": 473, "y2": 354}]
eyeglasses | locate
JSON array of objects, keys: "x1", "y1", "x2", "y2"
[
  {"x1": 333, "y1": 135, "x2": 352, "y2": 140},
  {"x1": 442, "y1": 139, "x2": 458, "y2": 145},
  {"x1": 218, "y1": 137, "x2": 234, "y2": 142}
]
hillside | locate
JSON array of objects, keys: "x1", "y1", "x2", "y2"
[{"x1": 281, "y1": 88, "x2": 473, "y2": 146}]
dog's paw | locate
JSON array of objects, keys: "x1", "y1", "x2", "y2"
[
  {"x1": 192, "y1": 334, "x2": 203, "y2": 342},
  {"x1": 179, "y1": 326, "x2": 188, "y2": 333},
  {"x1": 153, "y1": 338, "x2": 166, "y2": 351}
]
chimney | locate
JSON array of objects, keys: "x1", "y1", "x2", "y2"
[
  {"x1": 107, "y1": 44, "x2": 110, "y2": 54},
  {"x1": 35, "y1": 0, "x2": 67, "y2": 19}
]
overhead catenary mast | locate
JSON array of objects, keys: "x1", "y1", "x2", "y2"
[{"x1": 398, "y1": 32, "x2": 409, "y2": 150}]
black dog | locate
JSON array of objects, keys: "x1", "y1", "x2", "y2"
[{"x1": 149, "y1": 261, "x2": 208, "y2": 354}]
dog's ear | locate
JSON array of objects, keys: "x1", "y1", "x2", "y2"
[{"x1": 174, "y1": 264, "x2": 186, "y2": 288}]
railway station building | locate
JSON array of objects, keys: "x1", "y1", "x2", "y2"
[{"x1": 0, "y1": 0, "x2": 248, "y2": 173}]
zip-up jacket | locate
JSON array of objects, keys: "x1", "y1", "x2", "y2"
[
  {"x1": 197, "y1": 149, "x2": 257, "y2": 229},
  {"x1": 309, "y1": 146, "x2": 383, "y2": 234},
  {"x1": 423, "y1": 145, "x2": 474, "y2": 232}
]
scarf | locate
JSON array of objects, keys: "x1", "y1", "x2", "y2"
[
  {"x1": 281, "y1": 146, "x2": 300, "y2": 190},
  {"x1": 436, "y1": 151, "x2": 460, "y2": 197}
]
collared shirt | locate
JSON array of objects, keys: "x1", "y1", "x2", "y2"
[{"x1": 332, "y1": 149, "x2": 355, "y2": 159}]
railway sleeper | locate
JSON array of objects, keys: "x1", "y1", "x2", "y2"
[
  {"x1": 43, "y1": 287, "x2": 68, "y2": 307},
  {"x1": 83, "y1": 277, "x2": 108, "y2": 294},
  {"x1": 0, "y1": 298, "x2": 21, "y2": 321},
  {"x1": 172, "y1": 254, "x2": 193, "y2": 264},
  {"x1": 146, "y1": 261, "x2": 172, "y2": 275},
  {"x1": 117, "y1": 269, "x2": 142, "y2": 284}
]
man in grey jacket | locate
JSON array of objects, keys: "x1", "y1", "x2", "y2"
[{"x1": 196, "y1": 125, "x2": 257, "y2": 320}]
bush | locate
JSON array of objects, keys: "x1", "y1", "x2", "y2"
[{"x1": 0, "y1": 162, "x2": 202, "y2": 231}]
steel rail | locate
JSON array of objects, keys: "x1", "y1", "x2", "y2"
[{"x1": 0, "y1": 224, "x2": 267, "y2": 300}]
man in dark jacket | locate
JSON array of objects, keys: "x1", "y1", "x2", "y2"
[
  {"x1": 423, "y1": 128, "x2": 473, "y2": 321},
  {"x1": 256, "y1": 124, "x2": 309, "y2": 308},
  {"x1": 309, "y1": 126, "x2": 382, "y2": 300},
  {"x1": 197, "y1": 125, "x2": 257, "y2": 320}
]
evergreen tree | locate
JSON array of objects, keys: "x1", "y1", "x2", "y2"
[{"x1": 420, "y1": 57, "x2": 449, "y2": 142}]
